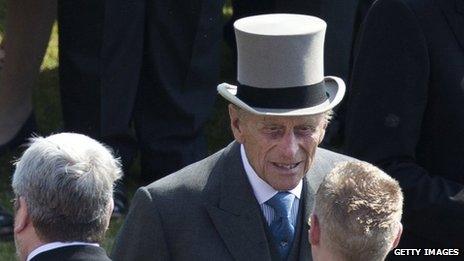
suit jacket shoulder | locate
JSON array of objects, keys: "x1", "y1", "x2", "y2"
[
  {"x1": 31, "y1": 245, "x2": 110, "y2": 261},
  {"x1": 304, "y1": 147, "x2": 359, "y2": 211},
  {"x1": 112, "y1": 142, "x2": 251, "y2": 260},
  {"x1": 144, "y1": 142, "x2": 227, "y2": 197}
]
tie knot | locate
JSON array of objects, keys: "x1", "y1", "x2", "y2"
[{"x1": 267, "y1": 192, "x2": 295, "y2": 218}]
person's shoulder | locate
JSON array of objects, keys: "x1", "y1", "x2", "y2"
[
  {"x1": 306, "y1": 148, "x2": 364, "y2": 187},
  {"x1": 143, "y1": 142, "x2": 238, "y2": 196},
  {"x1": 312, "y1": 147, "x2": 363, "y2": 173},
  {"x1": 130, "y1": 142, "x2": 239, "y2": 214},
  {"x1": 145, "y1": 150, "x2": 220, "y2": 192},
  {"x1": 315, "y1": 147, "x2": 358, "y2": 163}
]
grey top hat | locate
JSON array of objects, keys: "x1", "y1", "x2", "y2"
[{"x1": 218, "y1": 13, "x2": 345, "y2": 116}]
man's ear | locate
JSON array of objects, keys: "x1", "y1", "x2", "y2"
[
  {"x1": 105, "y1": 199, "x2": 115, "y2": 230},
  {"x1": 228, "y1": 104, "x2": 245, "y2": 144},
  {"x1": 14, "y1": 197, "x2": 30, "y2": 234},
  {"x1": 316, "y1": 122, "x2": 327, "y2": 145},
  {"x1": 391, "y1": 222, "x2": 403, "y2": 249},
  {"x1": 309, "y1": 213, "x2": 320, "y2": 246}
]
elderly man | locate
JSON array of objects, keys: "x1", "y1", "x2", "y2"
[
  {"x1": 12, "y1": 133, "x2": 122, "y2": 261},
  {"x1": 112, "y1": 14, "x2": 354, "y2": 261},
  {"x1": 309, "y1": 161, "x2": 404, "y2": 261}
]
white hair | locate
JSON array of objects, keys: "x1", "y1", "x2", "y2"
[{"x1": 12, "y1": 133, "x2": 122, "y2": 242}]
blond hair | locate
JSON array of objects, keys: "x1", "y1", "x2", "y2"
[{"x1": 314, "y1": 161, "x2": 403, "y2": 261}]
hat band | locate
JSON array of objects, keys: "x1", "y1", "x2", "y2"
[{"x1": 236, "y1": 81, "x2": 328, "y2": 109}]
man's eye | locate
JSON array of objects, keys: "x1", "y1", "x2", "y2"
[
  {"x1": 265, "y1": 127, "x2": 280, "y2": 132},
  {"x1": 297, "y1": 126, "x2": 316, "y2": 133}
]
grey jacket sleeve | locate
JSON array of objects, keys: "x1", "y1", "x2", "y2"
[{"x1": 111, "y1": 187, "x2": 170, "y2": 261}]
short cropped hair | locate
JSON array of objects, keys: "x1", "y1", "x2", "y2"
[
  {"x1": 314, "y1": 161, "x2": 403, "y2": 261},
  {"x1": 12, "y1": 133, "x2": 122, "y2": 243}
]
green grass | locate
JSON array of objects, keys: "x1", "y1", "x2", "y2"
[{"x1": 0, "y1": 2, "x2": 235, "y2": 260}]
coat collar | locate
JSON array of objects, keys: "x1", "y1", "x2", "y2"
[
  {"x1": 438, "y1": 0, "x2": 464, "y2": 51},
  {"x1": 298, "y1": 157, "x2": 327, "y2": 261},
  {"x1": 30, "y1": 245, "x2": 109, "y2": 261},
  {"x1": 204, "y1": 142, "x2": 272, "y2": 261}
]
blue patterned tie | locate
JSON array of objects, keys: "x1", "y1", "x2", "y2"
[{"x1": 266, "y1": 192, "x2": 295, "y2": 260}]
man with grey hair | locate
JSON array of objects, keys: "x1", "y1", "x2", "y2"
[
  {"x1": 12, "y1": 133, "x2": 122, "y2": 261},
  {"x1": 309, "y1": 161, "x2": 403, "y2": 261},
  {"x1": 113, "y1": 14, "x2": 358, "y2": 260}
]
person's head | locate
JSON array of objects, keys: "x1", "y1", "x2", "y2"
[
  {"x1": 229, "y1": 104, "x2": 332, "y2": 190},
  {"x1": 12, "y1": 133, "x2": 122, "y2": 260},
  {"x1": 217, "y1": 14, "x2": 346, "y2": 191},
  {"x1": 309, "y1": 161, "x2": 403, "y2": 261}
]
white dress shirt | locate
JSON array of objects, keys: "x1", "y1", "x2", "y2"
[
  {"x1": 240, "y1": 144, "x2": 302, "y2": 226},
  {"x1": 27, "y1": 241, "x2": 99, "y2": 261}
]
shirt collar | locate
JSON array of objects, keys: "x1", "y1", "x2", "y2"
[
  {"x1": 240, "y1": 144, "x2": 302, "y2": 205},
  {"x1": 27, "y1": 241, "x2": 99, "y2": 261}
]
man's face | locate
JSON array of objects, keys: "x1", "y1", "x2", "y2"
[{"x1": 229, "y1": 105, "x2": 327, "y2": 190}]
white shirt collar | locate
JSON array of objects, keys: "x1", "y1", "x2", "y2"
[
  {"x1": 27, "y1": 242, "x2": 99, "y2": 261},
  {"x1": 240, "y1": 144, "x2": 302, "y2": 204}
]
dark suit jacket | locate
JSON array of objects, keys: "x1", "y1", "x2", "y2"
[
  {"x1": 343, "y1": 0, "x2": 464, "y2": 252},
  {"x1": 112, "y1": 142, "x2": 354, "y2": 260},
  {"x1": 98, "y1": 0, "x2": 224, "y2": 178},
  {"x1": 31, "y1": 245, "x2": 111, "y2": 261},
  {"x1": 58, "y1": 0, "x2": 105, "y2": 138},
  {"x1": 100, "y1": 0, "x2": 224, "y2": 137}
]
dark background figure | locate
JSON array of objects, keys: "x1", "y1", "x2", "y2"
[
  {"x1": 0, "y1": 0, "x2": 56, "y2": 237},
  {"x1": 58, "y1": 0, "x2": 104, "y2": 140},
  {"x1": 322, "y1": 0, "x2": 376, "y2": 149},
  {"x1": 100, "y1": 0, "x2": 225, "y2": 187},
  {"x1": 342, "y1": 0, "x2": 464, "y2": 256},
  {"x1": 56, "y1": 0, "x2": 131, "y2": 215}
]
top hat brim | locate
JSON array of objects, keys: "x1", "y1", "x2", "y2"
[{"x1": 217, "y1": 76, "x2": 345, "y2": 116}]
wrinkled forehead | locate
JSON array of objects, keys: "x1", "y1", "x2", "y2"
[{"x1": 249, "y1": 112, "x2": 326, "y2": 126}]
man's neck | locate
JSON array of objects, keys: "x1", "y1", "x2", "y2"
[
  {"x1": 313, "y1": 246, "x2": 346, "y2": 261},
  {"x1": 17, "y1": 229, "x2": 44, "y2": 261}
]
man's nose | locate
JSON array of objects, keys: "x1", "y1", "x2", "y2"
[{"x1": 279, "y1": 131, "x2": 299, "y2": 159}]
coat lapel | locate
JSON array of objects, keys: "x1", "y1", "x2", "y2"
[
  {"x1": 298, "y1": 148, "x2": 334, "y2": 260},
  {"x1": 297, "y1": 173, "x2": 317, "y2": 260},
  {"x1": 438, "y1": 0, "x2": 464, "y2": 51},
  {"x1": 205, "y1": 142, "x2": 272, "y2": 261}
]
